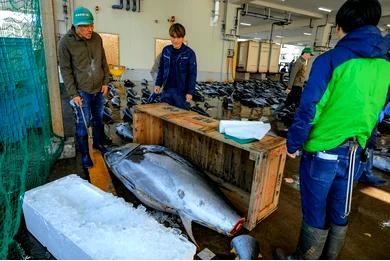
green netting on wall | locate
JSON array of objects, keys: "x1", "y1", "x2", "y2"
[{"x1": 0, "y1": 0, "x2": 64, "y2": 258}]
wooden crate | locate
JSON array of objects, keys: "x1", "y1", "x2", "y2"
[
  {"x1": 237, "y1": 41, "x2": 260, "y2": 73},
  {"x1": 133, "y1": 103, "x2": 287, "y2": 230},
  {"x1": 258, "y1": 42, "x2": 270, "y2": 73}
]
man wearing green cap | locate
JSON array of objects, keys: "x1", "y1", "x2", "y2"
[
  {"x1": 285, "y1": 47, "x2": 313, "y2": 108},
  {"x1": 58, "y1": 6, "x2": 110, "y2": 169}
]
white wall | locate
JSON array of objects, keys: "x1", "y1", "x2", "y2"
[{"x1": 55, "y1": 0, "x2": 238, "y2": 81}]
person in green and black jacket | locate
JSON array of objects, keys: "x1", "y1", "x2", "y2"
[
  {"x1": 274, "y1": 0, "x2": 390, "y2": 259},
  {"x1": 58, "y1": 6, "x2": 110, "y2": 169}
]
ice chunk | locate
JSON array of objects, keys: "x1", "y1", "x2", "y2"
[{"x1": 23, "y1": 175, "x2": 196, "y2": 260}]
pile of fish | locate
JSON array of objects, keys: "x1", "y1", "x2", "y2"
[
  {"x1": 194, "y1": 79, "x2": 287, "y2": 109},
  {"x1": 193, "y1": 79, "x2": 296, "y2": 126},
  {"x1": 104, "y1": 144, "x2": 245, "y2": 244}
]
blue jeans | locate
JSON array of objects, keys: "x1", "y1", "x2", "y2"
[
  {"x1": 70, "y1": 91, "x2": 104, "y2": 143},
  {"x1": 161, "y1": 90, "x2": 189, "y2": 110},
  {"x1": 300, "y1": 142, "x2": 364, "y2": 229}
]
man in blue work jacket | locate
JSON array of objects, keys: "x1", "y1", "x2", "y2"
[{"x1": 153, "y1": 23, "x2": 197, "y2": 109}]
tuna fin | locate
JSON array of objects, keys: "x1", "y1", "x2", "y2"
[{"x1": 180, "y1": 214, "x2": 198, "y2": 247}]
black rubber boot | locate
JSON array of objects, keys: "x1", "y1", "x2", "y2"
[
  {"x1": 77, "y1": 136, "x2": 93, "y2": 169},
  {"x1": 126, "y1": 0, "x2": 131, "y2": 10},
  {"x1": 93, "y1": 125, "x2": 109, "y2": 155},
  {"x1": 321, "y1": 224, "x2": 348, "y2": 260},
  {"x1": 274, "y1": 222, "x2": 329, "y2": 260},
  {"x1": 112, "y1": 0, "x2": 123, "y2": 9}
]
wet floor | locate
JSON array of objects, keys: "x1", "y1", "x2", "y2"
[{"x1": 15, "y1": 81, "x2": 390, "y2": 259}]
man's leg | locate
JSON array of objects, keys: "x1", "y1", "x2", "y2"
[
  {"x1": 72, "y1": 92, "x2": 93, "y2": 168},
  {"x1": 274, "y1": 151, "x2": 337, "y2": 259},
  {"x1": 321, "y1": 149, "x2": 362, "y2": 259},
  {"x1": 90, "y1": 92, "x2": 108, "y2": 155},
  {"x1": 295, "y1": 86, "x2": 303, "y2": 107}
]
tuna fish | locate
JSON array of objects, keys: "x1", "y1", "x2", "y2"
[
  {"x1": 126, "y1": 88, "x2": 137, "y2": 99},
  {"x1": 373, "y1": 155, "x2": 390, "y2": 172},
  {"x1": 111, "y1": 95, "x2": 121, "y2": 108},
  {"x1": 103, "y1": 106, "x2": 113, "y2": 124},
  {"x1": 105, "y1": 144, "x2": 245, "y2": 243},
  {"x1": 124, "y1": 79, "x2": 135, "y2": 88},
  {"x1": 190, "y1": 104, "x2": 210, "y2": 117},
  {"x1": 122, "y1": 108, "x2": 133, "y2": 123},
  {"x1": 115, "y1": 123, "x2": 133, "y2": 141}
]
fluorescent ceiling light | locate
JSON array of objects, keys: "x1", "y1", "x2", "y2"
[
  {"x1": 275, "y1": 35, "x2": 283, "y2": 38},
  {"x1": 237, "y1": 38, "x2": 247, "y2": 42},
  {"x1": 303, "y1": 32, "x2": 312, "y2": 36},
  {"x1": 240, "y1": 22, "x2": 252, "y2": 26},
  {"x1": 254, "y1": 37, "x2": 261, "y2": 40},
  {"x1": 318, "y1": 7, "x2": 332, "y2": 12},
  {"x1": 387, "y1": 24, "x2": 390, "y2": 27}
]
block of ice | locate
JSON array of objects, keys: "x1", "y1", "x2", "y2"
[{"x1": 23, "y1": 174, "x2": 196, "y2": 260}]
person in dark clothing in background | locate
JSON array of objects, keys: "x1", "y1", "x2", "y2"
[
  {"x1": 58, "y1": 6, "x2": 110, "y2": 169},
  {"x1": 280, "y1": 65, "x2": 288, "y2": 83},
  {"x1": 153, "y1": 23, "x2": 197, "y2": 109}
]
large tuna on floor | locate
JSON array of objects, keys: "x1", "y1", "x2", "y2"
[{"x1": 105, "y1": 144, "x2": 244, "y2": 243}]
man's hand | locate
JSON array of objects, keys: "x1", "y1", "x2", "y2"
[
  {"x1": 287, "y1": 151, "x2": 300, "y2": 159},
  {"x1": 73, "y1": 96, "x2": 83, "y2": 106},
  {"x1": 101, "y1": 85, "x2": 109, "y2": 96},
  {"x1": 186, "y1": 94, "x2": 193, "y2": 103},
  {"x1": 154, "y1": 86, "x2": 161, "y2": 94}
]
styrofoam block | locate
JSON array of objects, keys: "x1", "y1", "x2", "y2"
[{"x1": 23, "y1": 175, "x2": 196, "y2": 260}]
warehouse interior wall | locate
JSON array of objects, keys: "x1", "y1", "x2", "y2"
[{"x1": 54, "y1": 0, "x2": 239, "y2": 82}]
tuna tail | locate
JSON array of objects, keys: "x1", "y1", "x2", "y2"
[{"x1": 179, "y1": 213, "x2": 199, "y2": 247}]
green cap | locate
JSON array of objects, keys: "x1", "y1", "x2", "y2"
[
  {"x1": 302, "y1": 47, "x2": 314, "y2": 56},
  {"x1": 73, "y1": 6, "x2": 94, "y2": 26}
]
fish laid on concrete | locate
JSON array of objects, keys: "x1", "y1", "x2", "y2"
[
  {"x1": 105, "y1": 144, "x2": 245, "y2": 243},
  {"x1": 115, "y1": 123, "x2": 133, "y2": 141},
  {"x1": 373, "y1": 155, "x2": 390, "y2": 172}
]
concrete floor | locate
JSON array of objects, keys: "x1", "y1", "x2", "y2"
[{"x1": 34, "y1": 82, "x2": 390, "y2": 259}]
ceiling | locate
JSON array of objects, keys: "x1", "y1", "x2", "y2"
[{"x1": 231, "y1": 0, "x2": 390, "y2": 46}]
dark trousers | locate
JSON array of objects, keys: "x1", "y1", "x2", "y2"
[
  {"x1": 70, "y1": 91, "x2": 104, "y2": 143},
  {"x1": 285, "y1": 85, "x2": 303, "y2": 107},
  {"x1": 300, "y1": 142, "x2": 364, "y2": 229},
  {"x1": 161, "y1": 90, "x2": 189, "y2": 110}
]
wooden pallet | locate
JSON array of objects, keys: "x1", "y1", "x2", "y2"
[{"x1": 133, "y1": 103, "x2": 286, "y2": 230}]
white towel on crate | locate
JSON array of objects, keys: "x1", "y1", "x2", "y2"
[{"x1": 219, "y1": 120, "x2": 271, "y2": 140}]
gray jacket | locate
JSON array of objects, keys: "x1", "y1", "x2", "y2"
[{"x1": 58, "y1": 27, "x2": 110, "y2": 98}]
